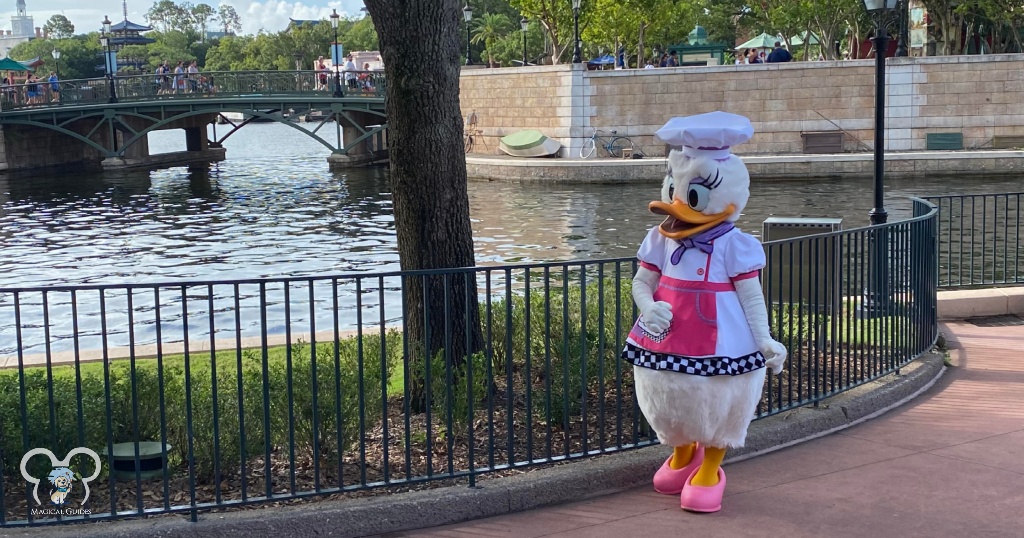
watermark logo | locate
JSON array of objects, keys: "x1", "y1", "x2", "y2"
[{"x1": 20, "y1": 447, "x2": 101, "y2": 517}]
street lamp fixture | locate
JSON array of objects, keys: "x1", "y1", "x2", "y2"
[
  {"x1": 463, "y1": 5, "x2": 474, "y2": 66},
  {"x1": 860, "y1": 0, "x2": 897, "y2": 317},
  {"x1": 520, "y1": 17, "x2": 528, "y2": 66},
  {"x1": 330, "y1": 8, "x2": 343, "y2": 97},
  {"x1": 51, "y1": 48, "x2": 61, "y2": 102},
  {"x1": 571, "y1": 0, "x2": 582, "y2": 64},
  {"x1": 100, "y1": 17, "x2": 118, "y2": 104}
]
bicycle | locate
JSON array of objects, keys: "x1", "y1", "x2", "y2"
[{"x1": 580, "y1": 129, "x2": 640, "y2": 159}]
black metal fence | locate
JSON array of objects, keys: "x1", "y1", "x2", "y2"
[
  {"x1": 0, "y1": 198, "x2": 939, "y2": 527},
  {"x1": 927, "y1": 193, "x2": 1023, "y2": 288}
]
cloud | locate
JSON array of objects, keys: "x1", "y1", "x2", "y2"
[{"x1": 5, "y1": 0, "x2": 366, "y2": 37}]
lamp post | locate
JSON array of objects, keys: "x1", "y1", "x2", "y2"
[
  {"x1": 51, "y1": 48, "x2": 60, "y2": 79},
  {"x1": 571, "y1": 0, "x2": 582, "y2": 64},
  {"x1": 51, "y1": 48, "x2": 61, "y2": 102},
  {"x1": 100, "y1": 16, "x2": 117, "y2": 103},
  {"x1": 330, "y1": 9, "x2": 343, "y2": 97},
  {"x1": 862, "y1": 0, "x2": 897, "y2": 316},
  {"x1": 895, "y1": 0, "x2": 909, "y2": 56},
  {"x1": 520, "y1": 17, "x2": 529, "y2": 66},
  {"x1": 463, "y1": 5, "x2": 473, "y2": 66}
]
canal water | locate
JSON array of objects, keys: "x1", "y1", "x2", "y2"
[{"x1": 1, "y1": 123, "x2": 1020, "y2": 355}]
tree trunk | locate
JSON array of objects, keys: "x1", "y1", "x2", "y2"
[
  {"x1": 364, "y1": 0, "x2": 485, "y2": 413},
  {"x1": 637, "y1": 21, "x2": 646, "y2": 67}
]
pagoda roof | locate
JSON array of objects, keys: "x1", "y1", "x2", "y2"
[
  {"x1": 111, "y1": 20, "x2": 153, "y2": 32},
  {"x1": 111, "y1": 36, "x2": 156, "y2": 46},
  {"x1": 288, "y1": 19, "x2": 322, "y2": 29}
]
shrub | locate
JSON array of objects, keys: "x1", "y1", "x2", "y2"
[
  {"x1": 0, "y1": 332, "x2": 401, "y2": 482},
  {"x1": 489, "y1": 276, "x2": 634, "y2": 426}
]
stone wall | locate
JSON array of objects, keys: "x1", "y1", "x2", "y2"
[
  {"x1": 459, "y1": 66, "x2": 582, "y2": 156},
  {"x1": 459, "y1": 54, "x2": 1024, "y2": 158}
]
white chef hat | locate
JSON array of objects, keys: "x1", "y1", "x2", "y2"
[{"x1": 655, "y1": 111, "x2": 754, "y2": 160}]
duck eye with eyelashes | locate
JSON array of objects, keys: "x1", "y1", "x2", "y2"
[{"x1": 687, "y1": 183, "x2": 711, "y2": 211}]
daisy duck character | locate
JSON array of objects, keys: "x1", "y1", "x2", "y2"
[{"x1": 621, "y1": 111, "x2": 788, "y2": 513}]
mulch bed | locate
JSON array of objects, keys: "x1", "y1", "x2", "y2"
[{"x1": 3, "y1": 341, "x2": 906, "y2": 523}]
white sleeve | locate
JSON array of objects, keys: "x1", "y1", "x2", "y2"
[
  {"x1": 725, "y1": 232, "x2": 766, "y2": 280},
  {"x1": 734, "y1": 278, "x2": 772, "y2": 344},
  {"x1": 636, "y1": 227, "x2": 666, "y2": 273}
]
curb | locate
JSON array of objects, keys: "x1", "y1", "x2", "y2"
[{"x1": 11, "y1": 351, "x2": 946, "y2": 538}]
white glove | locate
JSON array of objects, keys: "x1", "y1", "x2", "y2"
[
  {"x1": 760, "y1": 340, "x2": 788, "y2": 375},
  {"x1": 641, "y1": 301, "x2": 673, "y2": 334},
  {"x1": 734, "y1": 278, "x2": 788, "y2": 375},
  {"x1": 632, "y1": 266, "x2": 673, "y2": 333}
]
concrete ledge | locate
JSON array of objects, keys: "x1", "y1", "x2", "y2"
[
  {"x1": 25, "y1": 351, "x2": 945, "y2": 538},
  {"x1": 937, "y1": 286, "x2": 1024, "y2": 320},
  {"x1": 466, "y1": 150, "x2": 1024, "y2": 183}
]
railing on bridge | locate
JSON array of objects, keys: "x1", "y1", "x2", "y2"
[
  {"x1": 0, "y1": 70, "x2": 386, "y2": 112},
  {"x1": 927, "y1": 193, "x2": 1024, "y2": 289},
  {"x1": 0, "y1": 197, "x2": 940, "y2": 527}
]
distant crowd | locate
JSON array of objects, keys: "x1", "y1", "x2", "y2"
[
  {"x1": 640, "y1": 41, "x2": 796, "y2": 69},
  {"x1": 314, "y1": 54, "x2": 383, "y2": 92},
  {"x1": 1, "y1": 71, "x2": 60, "y2": 107}
]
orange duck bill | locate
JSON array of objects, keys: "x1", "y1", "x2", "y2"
[{"x1": 648, "y1": 199, "x2": 736, "y2": 240}]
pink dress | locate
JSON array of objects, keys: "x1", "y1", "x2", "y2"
[
  {"x1": 623, "y1": 225, "x2": 770, "y2": 448},
  {"x1": 624, "y1": 226, "x2": 766, "y2": 373}
]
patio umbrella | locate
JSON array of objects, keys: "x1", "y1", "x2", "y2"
[
  {"x1": 588, "y1": 54, "x2": 615, "y2": 65},
  {"x1": 735, "y1": 32, "x2": 779, "y2": 51},
  {"x1": 0, "y1": 57, "x2": 32, "y2": 71},
  {"x1": 790, "y1": 31, "x2": 821, "y2": 46}
]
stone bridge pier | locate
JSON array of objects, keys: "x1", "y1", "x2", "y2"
[
  {"x1": 327, "y1": 108, "x2": 388, "y2": 170},
  {"x1": 101, "y1": 113, "x2": 226, "y2": 170}
]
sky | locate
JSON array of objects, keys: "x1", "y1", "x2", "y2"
[{"x1": 0, "y1": 0, "x2": 366, "y2": 37}]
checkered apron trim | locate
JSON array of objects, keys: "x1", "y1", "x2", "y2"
[{"x1": 621, "y1": 342, "x2": 765, "y2": 376}]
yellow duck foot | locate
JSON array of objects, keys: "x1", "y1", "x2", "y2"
[
  {"x1": 669, "y1": 442, "x2": 698, "y2": 470},
  {"x1": 689, "y1": 446, "x2": 726, "y2": 487}
]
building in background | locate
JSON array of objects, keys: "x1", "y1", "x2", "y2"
[{"x1": 0, "y1": 0, "x2": 35, "y2": 58}]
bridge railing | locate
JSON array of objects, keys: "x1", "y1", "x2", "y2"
[{"x1": 0, "y1": 70, "x2": 387, "y2": 111}]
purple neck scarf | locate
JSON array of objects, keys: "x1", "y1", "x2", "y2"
[{"x1": 670, "y1": 222, "x2": 735, "y2": 265}]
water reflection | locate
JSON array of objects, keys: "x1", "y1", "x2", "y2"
[{"x1": 2, "y1": 122, "x2": 1023, "y2": 354}]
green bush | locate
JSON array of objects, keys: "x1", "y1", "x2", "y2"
[
  {"x1": 489, "y1": 276, "x2": 634, "y2": 425},
  {"x1": 0, "y1": 332, "x2": 401, "y2": 482}
]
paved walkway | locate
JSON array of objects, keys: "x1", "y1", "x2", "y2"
[{"x1": 392, "y1": 321, "x2": 1024, "y2": 538}]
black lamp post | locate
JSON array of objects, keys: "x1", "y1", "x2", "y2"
[
  {"x1": 895, "y1": 0, "x2": 909, "y2": 56},
  {"x1": 51, "y1": 48, "x2": 60, "y2": 79},
  {"x1": 100, "y1": 16, "x2": 117, "y2": 103},
  {"x1": 864, "y1": 0, "x2": 896, "y2": 227},
  {"x1": 463, "y1": 5, "x2": 474, "y2": 66},
  {"x1": 521, "y1": 17, "x2": 529, "y2": 66},
  {"x1": 862, "y1": 0, "x2": 897, "y2": 316},
  {"x1": 51, "y1": 48, "x2": 61, "y2": 102},
  {"x1": 571, "y1": 0, "x2": 582, "y2": 64},
  {"x1": 330, "y1": 9, "x2": 343, "y2": 97}
]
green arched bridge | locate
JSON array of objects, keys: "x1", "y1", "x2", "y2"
[{"x1": 0, "y1": 70, "x2": 388, "y2": 169}]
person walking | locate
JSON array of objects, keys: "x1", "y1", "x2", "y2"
[
  {"x1": 766, "y1": 41, "x2": 792, "y2": 63},
  {"x1": 344, "y1": 55, "x2": 357, "y2": 90},
  {"x1": 188, "y1": 61, "x2": 199, "y2": 93},
  {"x1": 48, "y1": 71, "x2": 59, "y2": 102},
  {"x1": 173, "y1": 61, "x2": 185, "y2": 93}
]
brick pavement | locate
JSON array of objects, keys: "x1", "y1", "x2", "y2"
[{"x1": 387, "y1": 321, "x2": 1024, "y2": 538}]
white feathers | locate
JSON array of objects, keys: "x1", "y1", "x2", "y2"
[
  {"x1": 634, "y1": 364, "x2": 766, "y2": 449},
  {"x1": 665, "y1": 149, "x2": 750, "y2": 222}
]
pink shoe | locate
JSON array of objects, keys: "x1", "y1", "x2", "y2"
[
  {"x1": 653, "y1": 445, "x2": 705, "y2": 495},
  {"x1": 679, "y1": 467, "x2": 727, "y2": 513}
]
